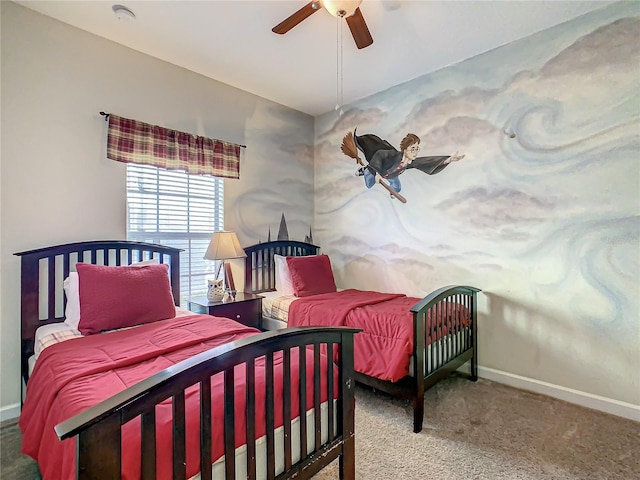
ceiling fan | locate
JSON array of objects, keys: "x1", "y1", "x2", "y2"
[{"x1": 272, "y1": 0, "x2": 373, "y2": 49}]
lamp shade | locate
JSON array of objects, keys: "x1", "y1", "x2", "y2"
[
  {"x1": 322, "y1": 0, "x2": 362, "y2": 17},
  {"x1": 203, "y1": 231, "x2": 247, "y2": 261}
]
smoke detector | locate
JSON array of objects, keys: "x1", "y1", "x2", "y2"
[{"x1": 112, "y1": 5, "x2": 136, "y2": 21}]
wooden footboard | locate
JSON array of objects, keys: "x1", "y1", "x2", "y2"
[
  {"x1": 410, "y1": 285, "x2": 480, "y2": 432},
  {"x1": 55, "y1": 327, "x2": 359, "y2": 480},
  {"x1": 354, "y1": 285, "x2": 480, "y2": 433}
]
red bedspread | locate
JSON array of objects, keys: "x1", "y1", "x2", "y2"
[
  {"x1": 21, "y1": 314, "x2": 333, "y2": 480},
  {"x1": 288, "y1": 289, "x2": 468, "y2": 382},
  {"x1": 288, "y1": 289, "x2": 412, "y2": 381}
]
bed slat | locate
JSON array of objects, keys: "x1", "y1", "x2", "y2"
[
  {"x1": 172, "y1": 391, "x2": 187, "y2": 480},
  {"x1": 200, "y1": 380, "x2": 212, "y2": 480},
  {"x1": 47, "y1": 256, "x2": 56, "y2": 320},
  {"x1": 266, "y1": 351, "x2": 275, "y2": 480},
  {"x1": 313, "y1": 344, "x2": 321, "y2": 451},
  {"x1": 223, "y1": 368, "x2": 235, "y2": 479},
  {"x1": 141, "y1": 409, "x2": 157, "y2": 479},
  {"x1": 283, "y1": 347, "x2": 292, "y2": 471},
  {"x1": 298, "y1": 345, "x2": 308, "y2": 459},
  {"x1": 327, "y1": 343, "x2": 335, "y2": 443},
  {"x1": 245, "y1": 360, "x2": 257, "y2": 480}
]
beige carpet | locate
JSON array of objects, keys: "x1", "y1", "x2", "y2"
[
  {"x1": 314, "y1": 376, "x2": 640, "y2": 479},
  {"x1": 2, "y1": 375, "x2": 639, "y2": 479}
]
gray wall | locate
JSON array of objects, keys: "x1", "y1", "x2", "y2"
[{"x1": 0, "y1": 2, "x2": 314, "y2": 415}]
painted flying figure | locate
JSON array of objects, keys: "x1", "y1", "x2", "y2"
[{"x1": 341, "y1": 129, "x2": 465, "y2": 203}]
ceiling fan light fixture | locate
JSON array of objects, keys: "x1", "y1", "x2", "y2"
[
  {"x1": 273, "y1": 1, "x2": 372, "y2": 49},
  {"x1": 322, "y1": 0, "x2": 362, "y2": 18}
]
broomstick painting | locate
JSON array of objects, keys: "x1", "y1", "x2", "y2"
[{"x1": 341, "y1": 129, "x2": 465, "y2": 203}]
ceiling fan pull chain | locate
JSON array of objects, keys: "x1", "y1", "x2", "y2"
[
  {"x1": 340, "y1": 19, "x2": 344, "y2": 115},
  {"x1": 335, "y1": 17, "x2": 340, "y2": 112},
  {"x1": 335, "y1": 16, "x2": 344, "y2": 116}
]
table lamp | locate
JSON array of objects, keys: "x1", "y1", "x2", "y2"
[{"x1": 203, "y1": 231, "x2": 246, "y2": 300}]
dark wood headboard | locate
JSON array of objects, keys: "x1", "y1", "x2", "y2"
[
  {"x1": 14, "y1": 240, "x2": 182, "y2": 385},
  {"x1": 244, "y1": 240, "x2": 319, "y2": 294}
]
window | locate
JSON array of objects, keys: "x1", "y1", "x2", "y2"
[{"x1": 126, "y1": 164, "x2": 223, "y2": 305}]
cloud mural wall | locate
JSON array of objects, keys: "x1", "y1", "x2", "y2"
[
  {"x1": 227, "y1": 102, "x2": 315, "y2": 246},
  {"x1": 314, "y1": 2, "x2": 639, "y2": 406}
]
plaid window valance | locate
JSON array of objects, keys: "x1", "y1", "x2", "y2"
[{"x1": 106, "y1": 115, "x2": 241, "y2": 179}]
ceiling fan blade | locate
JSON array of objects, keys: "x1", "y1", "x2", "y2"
[
  {"x1": 272, "y1": 1, "x2": 322, "y2": 35},
  {"x1": 345, "y1": 7, "x2": 373, "y2": 49}
]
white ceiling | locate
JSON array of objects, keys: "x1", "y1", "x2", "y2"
[{"x1": 15, "y1": 0, "x2": 613, "y2": 116}]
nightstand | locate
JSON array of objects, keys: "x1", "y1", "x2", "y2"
[{"x1": 188, "y1": 292, "x2": 263, "y2": 330}]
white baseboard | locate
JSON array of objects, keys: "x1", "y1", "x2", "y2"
[
  {"x1": 0, "y1": 402, "x2": 20, "y2": 422},
  {"x1": 478, "y1": 366, "x2": 640, "y2": 422}
]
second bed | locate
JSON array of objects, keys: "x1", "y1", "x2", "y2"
[{"x1": 244, "y1": 240, "x2": 481, "y2": 433}]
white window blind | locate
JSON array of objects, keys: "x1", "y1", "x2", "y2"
[{"x1": 126, "y1": 164, "x2": 224, "y2": 305}]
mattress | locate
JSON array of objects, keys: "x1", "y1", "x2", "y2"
[
  {"x1": 261, "y1": 291, "x2": 297, "y2": 322},
  {"x1": 261, "y1": 291, "x2": 298, "y2": 329}
]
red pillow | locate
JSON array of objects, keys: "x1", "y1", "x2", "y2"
[
  {"x1": 286, "y1": 254, "x2": 337, "y2": 297},
  {"x1": 76, "y1": 263, "x2": 176, "y2": 335}
]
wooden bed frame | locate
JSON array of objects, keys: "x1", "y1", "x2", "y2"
[
  {"x1": 244, "y1": 240, "x2": 481, "y2": 433},
  {"x1": 15, "y1": 240, "x2": 358, "y2": 480}
]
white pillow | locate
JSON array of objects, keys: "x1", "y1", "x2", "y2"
[
  {"x1": 63, "y1": 272, "x2": 81, "y2": 329},
  {"x1": 63, "y1": 258, "x2": 160, "y2": 329},
  {"x1": 130, "y1": 258, "x2": 161, "y2": 266},
  {"x1": 274, "y1": 254, "x2": 294, "y2": 295}
]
